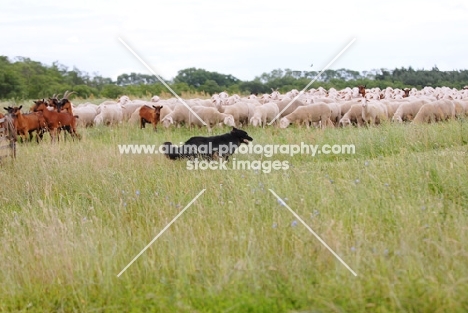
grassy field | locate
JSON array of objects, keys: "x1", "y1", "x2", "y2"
[{"x1": 1, "y1": 112, "x2": 468, "y2": 312}]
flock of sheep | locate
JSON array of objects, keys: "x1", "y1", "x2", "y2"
[{"x1": 70, "y1": 85, "x2": 468, "y2": 131}]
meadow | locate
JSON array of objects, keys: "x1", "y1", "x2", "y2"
[{"x1": 0, "y1": 102, "x2": 467, "y2": 312}]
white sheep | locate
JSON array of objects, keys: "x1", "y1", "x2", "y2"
[
  {"x1": 93, "y1": 104, "x2": 123, "y2": 126},
  {"x1": 279, "y1": 104, "x2": 333, "y2": 129},
  {"x1": 274, "y1": 98, "x2": 306, "y2": 118},
  {"x1": 73, "y1": 105, "x2": 98, "y2": 127},
  {"x1": 412, "y1": 99, "x2": 455, "y2": 124},
  {"x1": 451, "y1": 100, "x2": 466, "y2": 118},
  {"x1": 339, "y1": 104, "x2": 365, "y2": 127},
  {"x1": 161, "y1": 104, "x2": 191, "y2": 128},
  {"x1": 380, "y1": 100, "x2": 402, "y2": 119},
  {"x1": 392, "y1": 99, "x2": 428, "y2": 122},
  {"x1": 249, "y1": 102, "x2": 280, "y2": 127},
  {"x1": 217, "y1": 101, "x2": 255, "y2": 126},
  {"x1": 190, "y1": 106, "x2": 235, "y2": 130},
  {"x1": 323, "y1": 102, "x2": 341, "y2": 126},
  {"x1": 339, "y1": 101, "x2": 357, "y2": 117},
  {"x1": 361, "y1": 98, "x2": 388, "y2": 126}
]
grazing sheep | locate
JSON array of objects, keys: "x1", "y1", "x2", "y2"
[
  {"x1": 381, "y1": 100, "x2": 401, "y2": 118},
  {"x1": 434, "y1": 99, "x2": 455, "y2": 121},
  {"x1": 189, "y1": 106, "x2": 235, "y2": 130},
  {"x1": 73, "y1": 105, "x2": 98, "y2": 127},
  {"x1": 279, "y1": 104, "x2": 333, "y2": 129},
  {"x1": 452, "y1": 100, "x2": 466, "y2": 118},
  {"x1": 94, "y1": 104, "x2": 123, "y2": 126},
  {"x1": 274, "y1": 98, "x2": 306, "y2": 118},
  {"x1": 249, "y1": 102, "x2": 280, "y2": 127},
  {"x1": 412, "y1": 102, "x2": 441, "y2": 124},
  {"x1": 392, "y1": 99, "x2": 428, "y2": 123},
  {"x1": 339, "y1": 100, "x2": 361, "y2": 116},
  {"x1": 412, "y1": 100, "x2": 455, "y2": 124},
  {"x1": 361, "y1": 98, "x2": 388, "y2": 126},
  {"x1": 161, "y1": 104, "x2": 191, "y2": 128},
  {"x1": 217, "y1": 102, "x2": 255, "y2": 126},
  {"x1": 339, "y1": 104, "x2": 365, "y2": 127},
  {"x1": 323, "y1": 102, "x2": 341, "y2": 126}
]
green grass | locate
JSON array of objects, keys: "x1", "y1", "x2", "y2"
[{"x1": 1, "y1": 119, "x2": 468, "y2": 312}]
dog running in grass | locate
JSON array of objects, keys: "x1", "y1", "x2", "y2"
[{"x1": 163, "y1": 127, "x2": 253, "y2": 161}]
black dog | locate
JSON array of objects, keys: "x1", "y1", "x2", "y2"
[{"x1": 163, "y1": 127, "x2": 253, "y2": 161}]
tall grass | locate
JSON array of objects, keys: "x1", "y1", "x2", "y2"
[{"x1": 0, "y1": 120, "x2": 467, "y2": 312}]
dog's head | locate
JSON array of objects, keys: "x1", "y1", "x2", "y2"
[{"x1": 231, "y1": 127, "x2": 253, "y2": 144}]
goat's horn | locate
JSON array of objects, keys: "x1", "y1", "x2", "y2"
[{"x1": 66, "y1": 91, "x2": 76, "y2": 98}]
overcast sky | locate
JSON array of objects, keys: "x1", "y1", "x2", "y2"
[{"x1": 2, "y1": 0, "x2": 467, "y2": 81}]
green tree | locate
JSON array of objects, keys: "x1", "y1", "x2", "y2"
[{"x1": 199, "y1": 80, "x2": 221, "y2": 95}]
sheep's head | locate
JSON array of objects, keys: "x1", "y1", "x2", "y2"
[
  {"x1": 361, "y1": 98, "x2": 368, "y2": 107},
  {"x1": 118, "y1": 95, "x2": 131, "y2": 105},
  {"x1": 162, "y1": 116, "x2": 173, "y2": 128},
  {"x1": 270, "y1": 89, "x2": 281, "y2": 100},
  {"x1": 392, "y1": 115, "x2": 403, "y2": 123},
  {"x1": 151, "y1": 96, "x2": 160, "y2": 103},
  {"x1": 223, "y1": 115, "x2": 235, "y2": 127},
  {"x1": 279, "y1": 117, "x2": 290, "y2": 129},
  {"x1": 339, "y1": 118, "x2": 351, "y2": 127},
  {"x1": 250, "y1": 116, "x2": 260, "y2": 127}
]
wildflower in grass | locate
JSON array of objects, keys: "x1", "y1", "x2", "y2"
[
  {"x1": 291, "y1": 220, "x2": 298, "y2": 227},
  {"x1": 136, "y1": 190, "x2": 140, "y2": 196},
  {"x1": 351, "y1": 246, "x2": 356, "y2": 252},
  {"x1": 272, "y1": 223, "x2": 277, "y2": 229},
  {"x1": 365, "y1": 161, "x2": 369, "y2": 166},
  {"x1": 355, "y1": 179, "x2": 360, "y2": 184}
]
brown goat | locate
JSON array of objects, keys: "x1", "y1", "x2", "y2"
[
  {"x1": 403, "y1": 88, "x2": 411, "y2": 98},
  {"x1": 357, "y1": 85, "x2": 366, "y2": 98},
  {"x1": 31, "y1": 100, "x2": 80, "y2": 142},
  {"x1": 139, "y1": 105, "x2": 163, "y2": 131},
  {"x1": 4, "y1": 106, "x2": 46, "y2": 143}
]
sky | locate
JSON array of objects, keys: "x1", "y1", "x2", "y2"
[{"x1": 2, "y1": 0, "x2": 467, "y2": 82}]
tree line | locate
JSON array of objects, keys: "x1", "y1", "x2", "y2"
[{"x1": 1, "y1": 55, "x2": 468, "y2": 100}]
